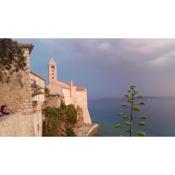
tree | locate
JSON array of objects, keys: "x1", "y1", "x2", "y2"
[
  {"x1": 115, "y1": 85, "x2": 147, "y2": 136},
  {"x1": 0, "y1": 39, "x2": 26, "y2": 82}
]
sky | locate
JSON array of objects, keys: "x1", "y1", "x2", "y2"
[{"x1": 17, "y1": 39, "x2": 175, "y2": 99}]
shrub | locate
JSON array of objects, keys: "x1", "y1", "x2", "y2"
[
  {"x1": 65, "y1": 104, "x2": 77, "y2": 124},
  {"x1": 66, "y1": 127, "x2": 76, "y2": 136}
]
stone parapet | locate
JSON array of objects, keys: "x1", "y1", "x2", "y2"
[{"x1": 0, "y1": 113, "x2": 35, "y2": 136}]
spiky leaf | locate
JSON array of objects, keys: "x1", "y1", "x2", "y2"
[
  {"x1": 140, "y1": 115, "x2": 147, "y2": 119},
  {"x1": 137, "y1": 131, "x2": 146, "y2": 136},
  {"x1": 137, "y1": 95, "x2": 144, "y2": 98},
  {"x1": 125, "y1": 129, "x2": 133, "y2": 133},
  {"x1": 118, "y1": 112, "x2": 124, "y2": 116},
  {"x1": 115, "y1": 123, "x2": 121, "y2": 128},
  {"x1": 123, "y1": 115, "x2": 130, "y2": 120},
  {"x1": 139, "y1": 122, "x2": 145, "y2": 126},
  {"x1": 139, "y1": 102, "x2": 145, "y2": 105},
  {"x1": 132, "y1": 107, "x2": 140, "y2": 112},
  {"x1": 125, "y1": 121, "x2": 132, "y2": 126},
  {"x1": 128, "y1": 99, "x2": 134, "y2": 104}
]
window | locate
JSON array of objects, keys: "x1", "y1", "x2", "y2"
[
  {"x1": 32, "y1": 101, "x2": 37, "y2": 107},
  {"x1": 51, "y1": 65, "x2": 55, "y2": 69},
  {"x1": 31, "y1": 79, "x2": 37, "y2": 88}
]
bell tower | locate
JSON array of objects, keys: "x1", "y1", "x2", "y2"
[{"x1": 48, "y1": 57, "x2": 57, "y2": 84}]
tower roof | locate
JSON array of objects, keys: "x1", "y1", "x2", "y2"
[{"x1": 49, "y1": 57, "x2": 57, "y2": 64}]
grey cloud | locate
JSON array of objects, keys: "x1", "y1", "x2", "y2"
[{"x1": 28, "y1": 39, "x2": 175, "y2": 98}]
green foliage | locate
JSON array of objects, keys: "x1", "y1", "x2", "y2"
[
  {"x1": 123, "y1": 115, "x2": 130, "y2": 120},
  {"x1": 66, "y1": 127, "x2": 76, "y2": 136},
  {"x1": 140, "y1": 115, "x2": 147, "y2": 119},
  {"x1": 115, "y1": 123, "x2": 121, "y2": 128},
  {"x1": 139, "y1": 122, "x2": 145, "y2": 126},
  {"x1": 118, "y1": 112, "x2": 124, "y2": 116},
  {"x1": 60, "y1": 101, "x2": 66, "y2": 109},
  {"x1": 115, "y1": 85, "x2": 148, "y2": 136},
  {"x1": 132, "y1": 107, "x2": 140, "y2": 112},
  {"x1": 43, "y1": 107, "x2": 63, "y2": 136},
  {"x1": 64, "y1": 104, "x2": 77, "y2": 124},
  {"x1": 128, "y1": 99, "x2": 134, "y2": 103},
  {"x1": 137, "y1": 95, "x2": 144, "y2": 98},
  {"x1": 139, "y1": 102, "x2": 145, "y2": 105},
  {"x1": 137, "y1": 131, "x2": 146, "y2": 136},
  {"x1": 43, "y1": 105, "x2": 78, "y2": 136},
  {"x1": 0, "y1": 39, "x2": 26, "y2": 82},
  {"x1": 125, "y1": 121, "x2": 132, "y2": 126}
]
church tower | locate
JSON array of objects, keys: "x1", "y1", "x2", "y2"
[{"x1": 48, "y1": 57, "x2": 57, "y2": 84}]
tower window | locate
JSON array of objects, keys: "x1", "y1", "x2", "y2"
[{"x1": 51, "y1": 65, "x2": 55, "y2": 69}]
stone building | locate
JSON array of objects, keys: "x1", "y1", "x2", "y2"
[
  {"x1": 47, "y1": 58, "x2": 92, "y2": 124},
  {"x1": 30, "y1": 71, "x2": 45, "y2": 111},
  {"x1": 0, "y1": 43, "x2": 43, "y2": 136}
]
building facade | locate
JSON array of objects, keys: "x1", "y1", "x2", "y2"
[
  {"x1": 47, "y1": 58, "x2": 92, "y2": 124},
  {"x1": 30, "y1": 71, "x2": 45, "y2": 111},
  {"x1": 0, "y1": 43, "x2": 43, "y2": 136}
]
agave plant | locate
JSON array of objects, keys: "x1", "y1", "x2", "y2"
[
  {"x1": 115, "y1": 85, "x2": 148, "y2": 136},
  {"x1": 32, "y1": 86, "x2": 44, "y2": 97}
]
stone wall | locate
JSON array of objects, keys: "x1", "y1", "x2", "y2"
[
  {"x1": 76, "y1": 90, "x2": 92, "y2": 124},
  {"x1": 0, "y1": 48, "x2": 33, "y2": 115},
  {"x1": 33, "y1": 111, "x2": 43, "y2": 136},
  {"x1": 45, "y1": 95, "x2": 61, "y2": 108},
  {"x1": 0, "y1": 71, "x2": 33, "y2": 114},
  {"x1": 0, "y1": 46, "x2": 37, "y2": 136},
  {"x1": 0, "y1": 113, "x2": 35, "y2": 136}
]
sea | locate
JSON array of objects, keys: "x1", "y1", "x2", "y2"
[{"x1": 88, "y1": 97, "x2": 175, "y2": 136}]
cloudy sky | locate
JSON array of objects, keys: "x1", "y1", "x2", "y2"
[{"x1": 17, "y1": 39, "x2": 175, "y2": 99}]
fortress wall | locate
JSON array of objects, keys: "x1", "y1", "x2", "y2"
[
  {"x1": 0, "y1": 47, "x2": 37, "y2": 136},
  {"x1": 33, "y1": 111, "x2": 43, "y2": 136},
  {"x1": 0, "y1": 49, "x2": 33, "y2": 115},
  {"x1": 0, "y1": 113, "x2": 35, "y2": 136},
  {"x1": 76, "y1": 90, "x2": 92, "y2": 124},
  {"x1": 47, "y1": 84, "x2": 62, "y2": 95},
  {"x1": 0, "y1": 112, "x2": 42, "y2": 136},
  {"x1": 62, "y1": 89, "x2": 74, "y2": 106}
]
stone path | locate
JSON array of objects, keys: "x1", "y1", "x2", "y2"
[{"x1": 77, "y1": 123, "x2": 99, "y2": 136}]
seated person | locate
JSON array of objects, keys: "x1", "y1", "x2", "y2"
[
  {"x1": 1, "y1": 104, "x2": 13, "y2": 115},
  {"x1": 0, "y1": 111, "x2": 3, "y2": 117}
]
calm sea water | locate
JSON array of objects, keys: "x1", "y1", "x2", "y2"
[{"x1": 89, "y1": 97, "x2": 175, "y2": 136}]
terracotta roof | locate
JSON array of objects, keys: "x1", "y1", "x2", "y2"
[
  {"x1": 76, "y1": 87, "x2": 87, "y2": 91},
  {"x1": 31, "y1": 71, "x2": 46, "y2": 81},
  {"x1": 54, "y1": 81, "x2": 87, "y2": 91},
  {"x1": 55, "y1": 81, "x2": 70, "y2": 89},
  {"x1": 18, "y1": 42, "x2": 34, "y2": 54}
]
